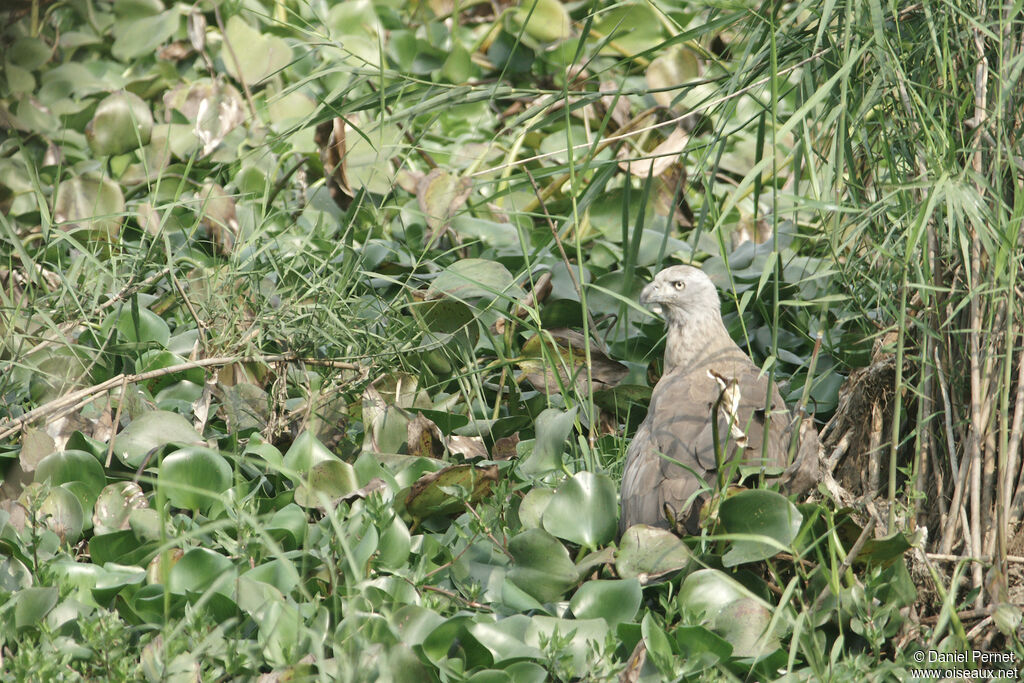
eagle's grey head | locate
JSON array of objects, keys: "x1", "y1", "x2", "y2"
[{"x1": 639, "y1": 265, "x2": 721, "y2": 325}]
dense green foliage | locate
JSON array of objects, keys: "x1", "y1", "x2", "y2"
[{"x1": 2, "y1": 0, "x2": 1023, "y2": 679}]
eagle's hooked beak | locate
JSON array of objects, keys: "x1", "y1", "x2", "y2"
[{"x1": 639, "y1": 282, "x2": 663, "y2": 315}]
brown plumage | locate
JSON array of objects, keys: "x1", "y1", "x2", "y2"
[{"x1": 620, "y1": 265, "x2": 820, "y2": 535}]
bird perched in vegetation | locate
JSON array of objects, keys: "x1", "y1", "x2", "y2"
[{"x1": 620, "y1": 265, "x2": 820, "y2": 535}]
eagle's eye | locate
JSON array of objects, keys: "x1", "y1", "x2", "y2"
[{"x1": 673, "y1": 280, "x2": 685, "y2": 290}]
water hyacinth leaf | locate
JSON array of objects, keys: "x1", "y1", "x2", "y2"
[
  {"x1": 518, "y1": 407, "x2": 576, "y2": 475},
  {"x1": 34, "y1": 449, "x2": 106, "y2": 513},
  {"x1": 111, "y1": 410, "x2": 203, "y2": 468},
  {"x1": 222, "y1": 16, "x2": 293, "y2": 85},
  {"x1": 93, "y1": 482, "x2": 149, "y2": 535},
  {"x1": 541, "y1": 471, "x2": 617, "y2": 548},
  {"x1": 646, "y1": 46, "x2": 702, "y2": 112},
  {"x1": 427, "y1": 258, "x2": 522, "y2": 305},
  {"x1": 615, "y1": 524, "x2": 693, "y2": 581},
  {"x1": 167, "y1": 547, "x2": 235, "y2": 595},
  {"x1": 282, "y1": 430, "x2": 338, "y2": 476},
  {"x1": 86, "y1": 90, "x2": 153, "y2": 156},
  {"x1": 294, "y1": 459, "x2": 359, "y2": 508},
  {"x1": 89, "y1": 530, "x2": 158, "y2": 568},
  {"x1": 516, "y1": 0, "x2": 571, "y2": 43},
  {"x1": 158, "y1": 446, "x2": 232, "y2": 513},
  {"x1": 517, "y1": 488, "x2": 554, "y2": 529},
  {"x1": 591, "y1": 2, "x2": 666, "y2": 56},
  {"x1": 405, "y1": 464, "x2": 499, "y2": 519},
  {"x1": 677, "y1": 568, "x2": 772, "y2": 624},
  {"x1": 569, "y1": 579, "x2": 641, "y2": 626},
  {"x1": 33, "y1": 484, "x2": 85, "y2": 543},
  {"x1": 15, "y1": 586, "x2": 59, "y2": 631},
  {"x1": 507, "y1": 528, "x2": 577, "y2": 603},
  {"x1": 468, "y1": 615, "x2": 543, "y2": 664},
  {"x1": 112, "y1": 8, "x2": 179, "y2": 60},
  {"x1": 718, "y1": 489, "x2": 802, "y2": 567},
  {"x1": 417, "y1": 168, "x2": 472, "y2": 241},
  {"x1": 0, "y1": 556, "x2": 32, "y2": 593},
  {"x1": 137, "y1": 350, "x2": 205, "y2": 393},
  {"x1": 91, "y1": 564, "x2": 147, "y2": 604},
  {"x1": 111, "y1": 306, "x2": 170, "y2": 347},
  {"x1": 53, "y1": 175, "x2": 125, "y2": 239},
  {"x1": 712, "y1": 597, "x2": 781, "y2": 657},
  {"x1": 673, "y1": 625, "x2": 733, "y2": 664}
]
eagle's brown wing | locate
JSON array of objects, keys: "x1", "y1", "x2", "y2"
[{"x1": 619, "y1": 362, "x2": 794, "y2": 535}]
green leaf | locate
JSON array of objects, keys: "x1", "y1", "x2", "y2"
[
  {"x1": 677, "y1": 568, "x2": 771, "y2": 624},
  {"x1": 111, "y1": 306, "x2": 171, "y2": 347},
  {"x1": 569, "y1": 579, "x2": 641, "y2": 627},
  {"x1": 222, "y1": 15, "x2": 293, "y2": 85},
  {"x1": 92, "y1": 482, "x2": 149, "y2": 535},
  {"x1": 111, "y1": 410, "x2": 203, "y2": 468},
  {"x1": 168, "y1": 547, "x2": 235, "y2": 595},
  {"x1": 282, "y1": 430, "x2": 337, "y2": 476},
  {"x1": 15, "y1": 586, "x2": 59, "y2": 631},
  {"x1": 517, "y1": 488, "x2": 553, "y2": 529},
  {"x1": 518, "y1": 407, "x2": 576, "y2": 475},
  {"x1": 541, "y1": 471, "x2": 617, "y2": 548},
  {"x1": 427, "y1": 259, "x2": 522, "y2": 304},
  {"x1": 719, "y1": 489, "x2": 802, "y2": 567},
  {"x1": 158, "y1": 446, "x2": 232, "y2": 513},
  {"x1": 507, "y1": 528, "x2": 578, "y2": 603},
  {"x1": 294, "y1": 459, "x2": 359, "y2": 508},
  {"x1": 86, "y1": 90, "x2": 153, "y2": 156},
  {"x1": 615, "y1": 524, "x2": 692, "y2": 581},
  {"x1": 53, "y1": 175, "x2": 125, "y2": 240},
  {"x1": 35, "y1": 449, "x2": 106, "y2": 513}
]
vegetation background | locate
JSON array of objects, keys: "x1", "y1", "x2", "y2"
[{"x1": 1, "y1": 0, "x2": 1023, "y2": 679}]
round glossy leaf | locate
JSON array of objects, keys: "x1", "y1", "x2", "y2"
[
  {"x1": 111, "y1": 410, "x2": 203, "y2": 468},
  {"x1": 293, "y1": 459, "x2": 358, "y2": 508},
  {"x1": 718, "y1": 489, "x2": 802, "y2": 567},
  {"x1": 0, "y1": 555, "x2": 32, "y2": 593},
  {"x1": 222, "y1": 15, "x2": 293, "y2": 85},
  {"x1": 426, "y1": 258, "x2": 522, "y2": 305},
  {"x1": 93, "y1": 481, "x2": 149, "y2": 535},
  {"x1": 541, "y1": 471, "x2": 617, "y2": 548},
  {"x1": 616, "y1": 524, "x2": 693, "y2": 581},
  {"x1": 168, "y1": 547, "x2": 235, "y2": 595},
  {"x1": 712, "y1": 597, "x2": 780, "y2": 657},
  {"x1": 158, "y1": 446, "x2": 232, "y2": 512},
  {"x1": 113, "y1": 306, "x2": 170, "y2": 346},
  {"x1": 53, "y1": 175, "x2": 125, "y2": 239},
  {"x1": 282, "y1": 430, "x2": 337, "y2": 477},
  {"x1": 507, "y1": 528, "x2": 577, "y2": 603},
  {"x1": 569, "y1": 579, "x2": 641, "y2": 627},
  {"x1": 86, "y1": 90, "x2": 153, "y2": 156},
  {"x1": 36, "y1": 484, "x2": 85, "y2": 543},
  {"x1": 516, "y1": 0, "x2": 570, "y2": 42},
  {"x1": 677, "y1": 568, "x2": 769, "y2": 624},
  {"x1": 15, "y1": 586, "x2": 58, "y2": 631},
  {"x1": 34, "y1": 449, "x2": 105, "y2": 512},
  {"x1": 91, "y1": 563, "x2": 147, "y2": 604},
  {"x1": 137, "y1": 350, "x2": 205, "y2": 393},
  {"x1": 517, "y1": 488, "x2": 553, "y2": 529},
  {"x1": 518, "y1": 407, "x2": 576, "y2": 476},
  {"x1": 376, "y1": 514, "x2": 411, "y2": 568}
]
